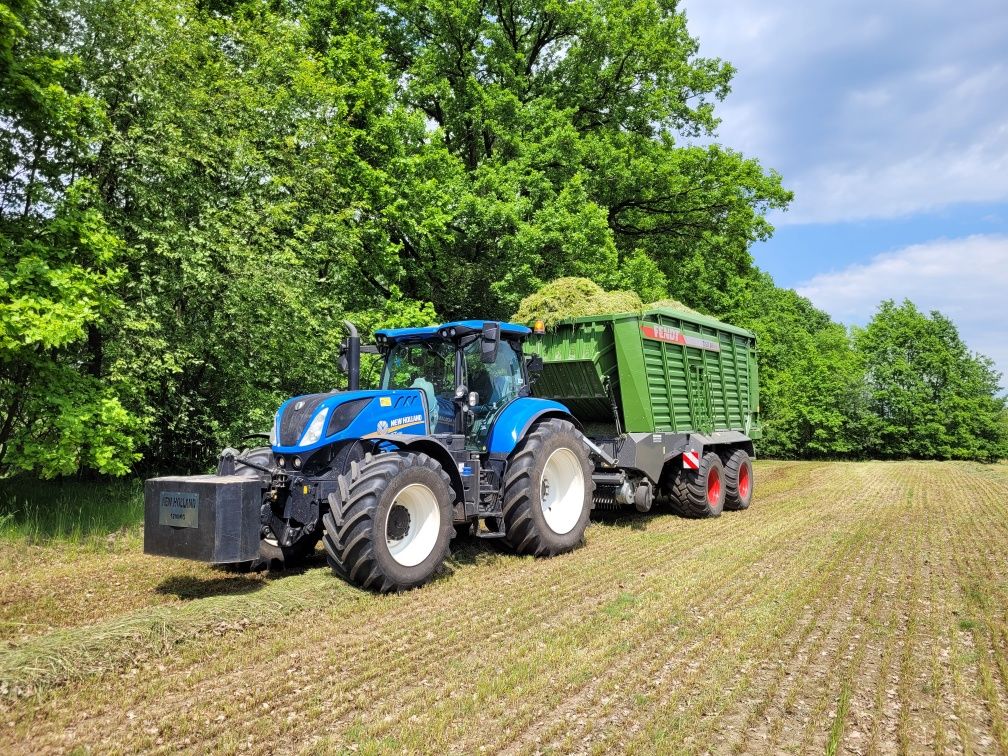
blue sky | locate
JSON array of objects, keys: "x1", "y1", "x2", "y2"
[{"x1": 684, "y1": 0, "x2": 1008, "y2": 385}]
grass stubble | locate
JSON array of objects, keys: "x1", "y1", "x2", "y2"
[{"x1": 0, "y1": 461, "x2": 1006, "y2": 754}]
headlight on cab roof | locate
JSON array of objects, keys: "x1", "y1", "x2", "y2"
[{"x1": 299, "y1": 407, "x2": 330, "y2": 447}]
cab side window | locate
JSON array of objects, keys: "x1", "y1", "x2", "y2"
[{"x1": 464, "y1": 339, "x2": 523, "y2": 414}]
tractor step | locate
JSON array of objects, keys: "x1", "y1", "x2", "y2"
[
  {"x1": 474, "y1": 530, "x2": 507, "y2": 540},
  {"x1": 473, "y1": 516, "x2": 507, "y2": 539}
]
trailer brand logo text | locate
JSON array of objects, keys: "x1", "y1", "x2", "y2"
[{"x1": 641, "y1": 324, "x2": 720, "y2": 353}]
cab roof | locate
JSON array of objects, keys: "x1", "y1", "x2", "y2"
[{"x1": 375, "y1": 320, "x2": 531, "y2": 344}]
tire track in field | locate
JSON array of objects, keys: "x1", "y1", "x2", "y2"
[
  {"x1": 470, "y1": 468, "x2": 852, "y2": 754},
  {"x1": 578, "y1": 463, "x2": 887, "y2": 753},
  {"x1": 692, "y1": 463, "x2": 899, "y2": 756},
  {"x1": 10, "y1": 467, "x2": 810, "y2": 753},
  {"x1": 495, "y1": 465, "x2": 860, "y2": 754},
  {"x1": 494, "y1": 488, "x2": 849, "y2": 754}
]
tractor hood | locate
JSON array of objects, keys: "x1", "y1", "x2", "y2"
[{"x1": 270, "y1": 389, "x2": 428, "y2": 454}]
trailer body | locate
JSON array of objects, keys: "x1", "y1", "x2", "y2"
[
  {"x1": 527, "y1": 307, "x2": 759, "y2": 437},
  {"x1": 525, "y1": 307, "x2": 758, "y2": 509}
]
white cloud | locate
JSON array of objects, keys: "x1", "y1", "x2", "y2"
[
  {"x1": 683, "y1": 0, "x2": 1008, "y2": 224},
  {"x1": 795, "y1": 234, "x2": 1008, "y2": 383}
]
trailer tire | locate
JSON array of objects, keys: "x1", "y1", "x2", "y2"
[
  {"x1": 722, "y1": 449, "x2": 753, "y2": 511},
  {"x1": 322, "y1": 452, "x2": 454, "y2": 592},
  {"x1": 501, "y1": 419, "x2": 593, "y2": 556},
  {"x1": 670, "y1": 452, "x2": 725, "y2": 518}
]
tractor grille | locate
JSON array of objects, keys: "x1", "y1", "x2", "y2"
[{"x1": 279, "y1": 393, "x2": 333, "y2": 446}]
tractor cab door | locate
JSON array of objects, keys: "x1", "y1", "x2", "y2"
[{"x1": 461, "y1": 337, "x2": 525, "y2": 448}]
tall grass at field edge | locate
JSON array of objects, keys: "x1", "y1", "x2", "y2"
[{"x1": 0, "y1": 478, "x2": 143, "y2": 546}]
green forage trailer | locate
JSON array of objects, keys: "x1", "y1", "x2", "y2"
[{"x1": 525, "y1": 306, "x2": 759, "y2": 518}]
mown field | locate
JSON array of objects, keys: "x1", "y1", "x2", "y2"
[{"x1": 0, "y1": 460, "x2": 1007, "y2": 754}]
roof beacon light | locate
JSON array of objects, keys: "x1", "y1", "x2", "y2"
[{"x1": 533, "y1": 320, "x2": 546, "y2": 334}]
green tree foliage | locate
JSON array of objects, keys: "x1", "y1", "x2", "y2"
[
  {"x1": 854, "y1": 300, "x2": 1007, "y2": 462},
  {"x1": 0, "y1": 1, "x2": 140, "y2": 476},
  {"x1": 2, "y1": 0, "x2": 1001, "y2": 476},
  {"x1": 2, "y1": 0, "x2": 440, "y2": 473},
  {"x1": 379, "y1": 0, "x2": 792, "y2": 318},
  {"x1": 715, "y1": 272, "x2": 867, "y2": 458}
]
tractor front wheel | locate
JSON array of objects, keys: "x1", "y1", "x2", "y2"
[
  {"x1": 322, "y1": 452, "x2": 454, "y2": 592},
  {"x1": 501, "y1": 419, "x2": 593, "y2": 556}
]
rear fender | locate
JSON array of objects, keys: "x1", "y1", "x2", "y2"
[{"x1": 486, "y1": 398, "x2": 579, "y2": 456}]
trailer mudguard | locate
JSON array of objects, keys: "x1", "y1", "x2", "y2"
[{"x1": 485, "y1": 397, "x2": 577, "y2": 455}]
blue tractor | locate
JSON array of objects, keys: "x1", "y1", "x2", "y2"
[{"x1": 144, "y1": 320, "x2": 598, "y2": 592}]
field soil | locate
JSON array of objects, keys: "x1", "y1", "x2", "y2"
[{"x1": 1, "y1": 460, "x2": 1007, "y2": 754}]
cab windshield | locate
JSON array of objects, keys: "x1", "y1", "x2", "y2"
[
  {"x1": 380, "y1": 341, "x2": 454, "y2": 394},
  {"x1": 380, "y1": 340, "x2": 456, "y2": 433}
]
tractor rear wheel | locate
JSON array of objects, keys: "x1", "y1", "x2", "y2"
[
  {"x1": 670, "y1": 452, "x2": 725, "y2": 518},
  {"x1": 501, "y1": 419, "x2": 593, "y2": 556},
  {"x1": 322, "y1": 452, "x2": 454, "y2": 592},
  {"x1": 723, "y1": 449, "x2": 754, "y2": 511}
]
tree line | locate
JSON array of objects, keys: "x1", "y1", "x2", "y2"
[{"x1": 0, "y1": 0, "x2": 1004, "y2": 476}]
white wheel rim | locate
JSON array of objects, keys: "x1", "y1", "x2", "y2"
[
  {"x1": 385, "y1": 483, "x2": 441, "y2": 567},
  {"x1": 539, "y1": 448, "x2": 585, "y2": 535}
]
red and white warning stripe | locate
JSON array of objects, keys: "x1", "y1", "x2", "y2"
[{"x1": 682, "y1": 449, "x2": 700, "y2": 470}]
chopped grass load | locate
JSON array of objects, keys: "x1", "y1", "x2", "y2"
[{"x1": 512, "y1": 277, "x2": 700, "y2": 328}]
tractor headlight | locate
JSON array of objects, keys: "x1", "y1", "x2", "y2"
[{"x1": 299, "y1": 407, "x2": 330, "y2": 447}]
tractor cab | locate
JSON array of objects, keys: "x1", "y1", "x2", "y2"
[{"x1": 372, "y1": 320, "x2": 536, "y2": 448}]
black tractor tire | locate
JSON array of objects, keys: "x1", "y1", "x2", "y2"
[
  {"x1": 213, "y1": 446, "x2": 320, "y2": 573},
  {"x1": 669, "y1": 452, "x2": 726, "y2": 519},
  {"x1": 322, "y1": 452, "x2": 454, "y2": 592},
  {"x1": 722, "y1": 449, "x2": 754, "y2": 511},
  {"x1": 501, "y1": 418, "x2": 593, "y2": 556},
  {"x1": 219, "y1": 445, "x2": 273, "y2": 482}
]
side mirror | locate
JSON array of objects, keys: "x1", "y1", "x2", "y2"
[
  {"x1": 337, "y1": 353, "x2": 348, "y2": 374},
  {"x1": 525, "y1": 354, "x2": 544, "y2": 377},
  {"x1": 481, "y1": 322, "x2": 500, "y2": 364}
]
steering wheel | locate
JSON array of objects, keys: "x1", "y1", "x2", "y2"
[{"x1": 410, "y1": 377, "x2": 438, "y2": 429}]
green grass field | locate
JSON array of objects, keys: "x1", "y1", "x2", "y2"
[{"x1": 1, "y1": 461, "x2": 1007, "y2": 754}]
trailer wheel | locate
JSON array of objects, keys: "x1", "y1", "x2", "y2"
[
  {"x1": 723, "y1": 449, "x2": 753, "y2": 511},
  {"x1": 670, "y1": 452, "x2": 725, "y2": 518},
  {"x1": 322, "y1": 452, "x2": 453, "y2": 592},
  {"x1": 501, "y1": 419, "x2": 592, "y2": 556}
]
